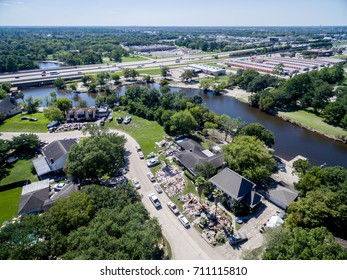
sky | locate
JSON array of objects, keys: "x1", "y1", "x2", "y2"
[{"x1": 0, "y1": 0, "x2": 346, "y2": 26}]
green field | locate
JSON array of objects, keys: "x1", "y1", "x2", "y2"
[
  {"x1": 0, "y1": 112, "x2": 50, "y2": 133},
  {"x1": 138, "y1": 68, "x2": 162, "y2": 76},
  {"x1": 278, "y1": 110, "x2": 347, "y2": 138},
  {"x1": 121, "y1": 55, "x2": 150, "y2": 63},
  {"x1": 105, "y1": 111, "x2": 166, "y2": 156},
  {"x1": 0, "y1": 158, "x2": 38, "y2": 225}
]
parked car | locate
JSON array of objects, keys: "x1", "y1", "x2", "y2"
[
  {"x1": 47, "y1": 120, "x2": 60, "y2": 128},
  {"x1": 167, "y1": 201, "x2": 179, "y2": 215},
  {"x1": 235, "y1": 217, "x2": 243, "y2": 224},
  {"x1": 228, "y1": 233, "x2": 248, "y2": 245},
  {"x1": 117, "y1": 116, "x2": 123, "y2": 123},
  {"x1": 178, "y1": 214, "x2": 190, "y2": 228},
  {"x1": 29, "y1": 118, "x2": 38, "y2": 121},
  {"x1": 149, "y1": 193, "x2": 161, "y2": 208},
  {"x1": 124, "y1": 116, "x2": 131, "y2": 124},
  {"x1": 146, "y1": 172, "x2": 155, "y2": 182},
  {"x1": 132, "y1": 178, "x2": 141, "y2": 189},
  {"x1": 153, "y1": 182, "x2": 162, "y2": 194},
  {"x1": 146, "y1": 157, "x2": 159, "y2": 167},
  {"x1": 138, "y1": 151, "x2": 144, "y2": 159},
  {"x1": 54, "y1": 183, "x2": 65, "y2": 191},
  {"x1": 147, "y1": 152, "x2": 155, "y2": 158}
]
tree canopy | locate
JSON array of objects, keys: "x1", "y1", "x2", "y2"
[
  {"x1": 0, "y1": 185, "x2": 164, "y2": 260},
  {"x1": 262, "y1": 226, "x2": 347, "y2": 260},
  {"x1": 238, "y1": 123, "x2": 275, "y2": 147},
  {"x1": 223, "y1": 135, "x2": 275, "y2": 183},
  {"x1": 65, "y1": 130, "x2": 126, "y2": 183}
]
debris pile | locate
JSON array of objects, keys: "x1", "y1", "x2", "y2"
[{"x1": 156, "y1": 164, "x2": 186, "y2": 197}]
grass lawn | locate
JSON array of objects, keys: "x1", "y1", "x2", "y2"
[
  {"x1": 46, "y1": 54, "x2": 54, "y2": 60},
  {"x1": 105, "y1": 111, "x2": 166, "y2": 156},
  {"x1": 0, "y1": 112, "x2": 50, "y2": 133},
  {"x1": 278, "y1": 110, "x2": 347, "y2": 138},
  {"x1": 121, "y1": 56, "x2": 150, "y2": 63},
  {"x1": 138, "y1": 68, "x2": 162, "y2": 76},
  {"x1": 331, "y1": 55, "x2": 347, "y2": 60},
  {"x1": 0, "y1": 157, "x2": 38, "y2": 225}
]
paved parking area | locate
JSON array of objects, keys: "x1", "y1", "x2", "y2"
[{"x1": 215, "y1": 200, "x2": 281, "y2": 259}]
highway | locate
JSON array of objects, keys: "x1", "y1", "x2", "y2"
[
  {"x1": 0, "y1": 130, "x2": 226, "y2": 260},
  {"x1": 0, "y1": 49, "x2": 254, "y2": 85}
]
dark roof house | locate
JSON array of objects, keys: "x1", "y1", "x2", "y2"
[
  {"x1": 0, "y1": 97, "x2": 21, "y2": 117},
  {"x1": 32, "y1": 139, "x2": 77, "y2": 179},
  {"x1": 42, "y1": 184, "x2": 79, "y2": 212},
  {"x1": 209, "y1": 168, "x2": 262, "y2": 208},
  {"x1": 18, "y1": 180, "x2": 50, "y2": 215},
  {"x1": 66, "y1": 108, "x2": 96, "y2": 122},
  {"x1": 175, "y1": 138, "x2": 224, "y2": 176},
  {"x1": 264, "y1": 184, "x2": 298, "y2": 210}
]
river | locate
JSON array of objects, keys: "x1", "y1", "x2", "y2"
[{"x1": 21, "y1": 85, "x2": 347, "y2": 167}]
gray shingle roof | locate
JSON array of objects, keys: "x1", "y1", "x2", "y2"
[
  {"x1": 0, "y1": 97, "x2": 18, "y2": 114},
  {"x1": 209, "y1": 168, "x2": 256, "y2": 201},
  {"x1": 42, "y1": 184, "x2": 79, "y2": 212},
  {"x1": 266, "y1": 185, "x2": 298, "y2": 210},
  {"x1": 242, "y1": 190, "x2": 263, "y2": 208},
  {"x1": 18, "y1": 186, "x2": 50, "y2": 215},
  {"x1": 42, "y1": 139, "x2": 77, "y2": 163},
  {"x1": 175, "y1": 138, "x2": 224, "y2": 175}
]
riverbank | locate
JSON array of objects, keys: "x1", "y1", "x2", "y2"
[{"x1": 278, "y1": 110, "x2": 347, "y2": 143}]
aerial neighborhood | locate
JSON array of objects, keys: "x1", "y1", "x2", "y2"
[{"x1": 0, "y1": 22, "x2": 347, "y2": 262}]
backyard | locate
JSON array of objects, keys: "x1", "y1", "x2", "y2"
[{"x1": 0, "y1": 157, "x2": 38, "y2": 225}]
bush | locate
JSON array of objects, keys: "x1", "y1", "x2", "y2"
[{"x1": 184, "y1": 170, "x2": 196, "y2": 183}]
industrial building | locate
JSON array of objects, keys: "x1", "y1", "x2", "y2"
[
  {"x1": 189, "y1": 64, "x2": 226, "y2": 76},
  {"x1": 225, "y1": 55, "x2": 345, "y2": 75}
]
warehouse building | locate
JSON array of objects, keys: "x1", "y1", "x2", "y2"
[{"x1": 189, "y1": 64, "x2": 226, "y2": 76}]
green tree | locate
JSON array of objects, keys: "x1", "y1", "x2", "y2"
[
  {"x1": 223, "y1": 135, "x2": 276, "y2": 183},
  {"x1": 69, "y1": 83, "x2": 77, "y2": 91},
  {"x1": 322, "y1": 102, "x2": 346, "y2": 126},
  {"x1": 0, "y1": 139, "x2": 10, "y2": 162},
  {"x1": 238, "y1": 123, "x2": 275, "y2": 147},
  {"x1": 1, "y1": 82, "x2": 12, "y2": 93},
  {"x1": 170, "y1": 110, "x2": 198, "y2": 135},
  {"x1": 11, "y1": 133, "x2": 40, "y2": 154},
  {"x1": 111, "y1": 73, "x2": 121, "y2": 85},
  {"x1": 0, "y1": 112, "x2": 6, "y2": 124},
  {"x1": 213, "y1": 189, "x2": 223, "y2": 216},
  {"x1": 43, "y1": 106, "x2": 65, "y2": 122},
  {"x1": 220, "y1": 114, "x2": 244, "y2": 141},
  {"x1": 199, "y1": 78, "x2": 212, "y2": 92},
  {"x1": 194, "y1": 161, "x2": 216, "y2": 179},
  {"x1": 123, "y1": 68, "x2": 139, "y2": 80},
  {"x1": 161, "y1": 66, "x2": 170, "y2": 77},
  {"x1": 23, "y1": 95, "x2": 41, "y2": 114},
  {"x1": 48, "y1": 191, "x2": 95, "y2": 235},
  {"x1": 180, "y1": 69, "x2": 198, "y2": 83},
  {"x1": 262, "y1": 226, "x2": 347, "y2": 260},
  {"x1": 292, "y1": 158, "x2": 310, "y2": 176},
  {"x1": 55, "y1": 97, "x2": 72, "y2": 113},
  {"x1": 65, "y1": 131, "x2": 126, "y2": 183},
  {"x1": 54, "y1": 78, "x2": 66, "y2": 89},
  {"x1": 286, "y1": 188, "x2": 345, "y2": 235},
  {"x1": 195, "y1": 176, "x2": 206, "y2": 202}
]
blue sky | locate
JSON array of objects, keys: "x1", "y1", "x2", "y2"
[{"x1": 0, "y1": 0, "x2": 346, "y2": 26}]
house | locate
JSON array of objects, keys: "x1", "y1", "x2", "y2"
[
  {"x1": 175, "y1": 138, "x2": 224, "y2": 176},
  {"x1": 264, "y1": 183, "x2": 298, "y2": 210},
  {"x1": 32, "y1": 139, "x2": 77, "y2": 179},
  {"x1": 66, "y1": 108, "x2": 96, "y2": 122},
  {"x1": 96, "y1": 106, "x2": 110, "y2": 118},
  {"x1": 0, "y1": 97, "x2": 21, "y2": 118},
  {"x1": 18, "y1": 180, "x2": 50, "y2": 215},
  {"x1": 209, "y1": 167, "x2": 262, "y2": 208},
  {"x1": 42, "y1": 184, "x2": 79, "y2": 212}
]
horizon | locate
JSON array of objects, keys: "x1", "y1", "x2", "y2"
[{"x1": 0, "y1": 0, "x2": 346, "y2": 26}]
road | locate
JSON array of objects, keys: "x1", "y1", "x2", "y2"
[
  {"x1": 0, "y1": 49, "x2": 255, "y2": 85},
  {"x1": 0, "y1": 130, "x2": 226, "y2": 260}
]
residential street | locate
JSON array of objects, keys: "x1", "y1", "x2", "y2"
[{"x1": 0, "y1": 130, "x2": 226, "y2": 260}]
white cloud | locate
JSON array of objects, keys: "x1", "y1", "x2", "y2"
[{"x1": 0, "y1": 2, "x2": 11, "y2": 6}]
